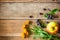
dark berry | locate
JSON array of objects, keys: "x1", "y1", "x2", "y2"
[
  {"x1": 36, "y1": 19, "x2": 46, "y2": 28},
  {"x1": 43, "y1": 8, "x2": 47, "y2": 11},
  {"x1": 29, "y1": 16, "x2": 33, "y2": 18},
  {"x1": 39, "y1": 13, "x2": 43, "y2": 15},
  {"x1": 46, "y1": 21, "x2": 49, "y2": 23},
  {"x1": 47, "y1": 14, "x2": 54, "y2": 19},
  {"x1": 36, "y1": 19, "x2": 41, "y2": 23}
]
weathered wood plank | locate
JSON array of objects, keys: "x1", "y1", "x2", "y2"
[
  {"x1": 0, "y1": 0, "x2": 60, "y2": 2},
  {"x1": 0, "y1": 3, "x2": 60, "y2": 19},
  {"x1": 0, "y1": 20, "x2": 59, "y2": 35},
  {"x1": 0, "y1": 20, "x2": 60, "y2": 40}
]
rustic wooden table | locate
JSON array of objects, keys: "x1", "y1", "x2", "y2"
[
  {"x1": 0, "y1": 3, "x2": 60, "y2": 19},
  {"x1": 0, "y1": 0, "x2": 60, "y2": 40},
  {"x1": 0, "y1": 20, "x2": 60, "y2": 40},
  {"x1": 0, "y1": 0, "x2": 60, "y2": 2}
]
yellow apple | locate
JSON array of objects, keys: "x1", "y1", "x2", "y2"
[{"x1": 46, "y1": 22, "x2": 59, "y2": 34}]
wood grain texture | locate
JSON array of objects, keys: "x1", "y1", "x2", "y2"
[
  {"x1": 0, "y1": 20, "x2": 60, "y2": 40},
  {"x1": 0, "y1": 20, "x2": 36, "y2": 35},
  {"x1": 0, "y1": 2, "x2": 60, "y2": 40},
  {"x1": 0, "y1": 20, "x2": 36, "y2": 40},
  {"x1": 0, "y1": 3, "x2": 60, "y2": 19},
  {"x1": 0, "y1": 0, "x2": 60, "y2": 2}
]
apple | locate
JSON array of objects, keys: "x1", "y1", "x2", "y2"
[{"x1": 46, "y1": 22, "x2": 59, "y2": 34}]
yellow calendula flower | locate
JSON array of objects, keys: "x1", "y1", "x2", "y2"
[
  {"x1": 21, "y1": 32, "x2": 25, "y2": 38},
  {"x1": 23, "y1": 28, "x2": 27, "y2": 33},
  {"x1": 25, "y1": 31, "x2": 28, "y2": 36},
  {"x1": 22, "y1": 25, "x2": 26, "y2": 29}
]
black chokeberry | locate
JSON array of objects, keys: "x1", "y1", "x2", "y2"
[
  {"x1": 47, "y1": 14, "x2": 54, "y2": 19},
  {"x1": 29, "y1": 16, "x2": 33, "y2": 18},
  {"x1": 39, "y1": 13, "x2": 43, "y2": 15},
  {"x1": 43, "y1": 8, "x2": 47, "y2": 11}
]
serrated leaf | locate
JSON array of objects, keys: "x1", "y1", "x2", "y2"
[
  {"x1": 49, "y1": 9, "x2": 59, "y2": 15},
  {"x1": 31, "y1": 25, "x2": 60, "y2": 40}
]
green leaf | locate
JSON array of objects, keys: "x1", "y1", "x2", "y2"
[
  {"x1": 48, "y1": 35, "x2": 52, "y2": 40},
  {"x1": 44, "y1": 9, "x2": 59, "y2": 19},
  {"x1": 33, "y1": 35, "x2": 40, "y2": 39},
  {"x1": 44, "y1": 13, "x2": 48, "y2": 18},
  {"x1": 49, "y1": 9, "x2": 59, "y2": 15},
  {"x1": 31, "y1": 25, "x2": 60, "y2": 40}
]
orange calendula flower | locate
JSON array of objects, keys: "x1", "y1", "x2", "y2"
[
  {"x1": 21, "y1": 33, "x2": 26, "y2": 38},
  {"x1": 23, "y1": 28, "x2": 27, "y2": 33}
]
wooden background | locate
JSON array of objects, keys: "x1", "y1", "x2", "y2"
[
  {"x1": 0, "y1": 20, "x2": 60, "y2": 40},
  {"x1": 0, "y1": 3, "x2": 60, "y2": 19},
  {"x1": 0, "y1": 0, "x2": 60, "y2": 2},
  {"x1": 0, "y1": 0, "x2": 60, "y2": 40}
]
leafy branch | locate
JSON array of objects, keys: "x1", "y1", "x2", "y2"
[{"x1": 31, "y1": 25, "x2": 60, "y2": 40}]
